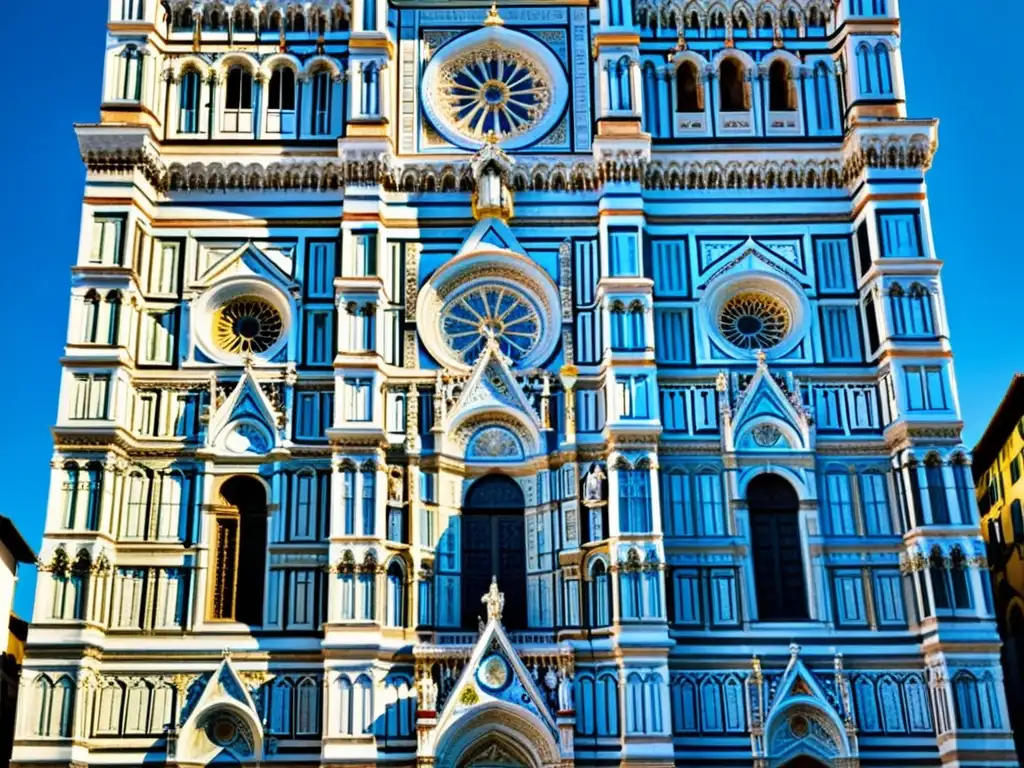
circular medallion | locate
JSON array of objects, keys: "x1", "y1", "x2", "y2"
[
  {"x1": 213, "y1": 296, "x2": 284, "y2": 355},
  {"x1": 476, "y1": 653, "x2": 511, "y2": 692},
  {"x1": 421, "y1": 27, "x2": 569, "y2": 150},
  {"x1": 717, "y1": 291, "x2": 791, "y2": 350}
]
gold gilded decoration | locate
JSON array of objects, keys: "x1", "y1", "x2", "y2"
[
  {"x1": 479, "y1": 654, "x2": 510, "y2": 689},
  {"x1": 213, "y1": 296, "x2": 283, "y2": 355},
  {"x1": 458, "y1": 684, "x2": 480, "y2": 706}
]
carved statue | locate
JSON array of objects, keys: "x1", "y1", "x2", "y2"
[
  {"x1": 388, "y1": 468, "x2": 404, "y2": 504},
  {"x1": 481, "y1": 576, "x2": 505, "y2": 622},
  {"x1": 418, "y1": 674, "x2": 438, "y2": 712},
  {"x1": 582, "y1": 463, "x2": 606, "y2": 507},
  {"x1": 557, "y1": 670, "x2": 574, "y2": 712}
]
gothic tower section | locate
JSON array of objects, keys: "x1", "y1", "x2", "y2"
[{"x1": 12, "y1": 0, "x2": 1014, "y2": 767}]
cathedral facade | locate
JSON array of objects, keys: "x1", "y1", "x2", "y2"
[{"x1": 13, "y1": 0, "x2": 1017, "y2": 766}]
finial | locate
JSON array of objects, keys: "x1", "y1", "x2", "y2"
[
  {"x1": 789, "y1": 642, "x2": 800, "y2": 659},
  {"x1": 755, "y1": 349, "x2": 767, "y2": 368},
  {"x1": 484, "y1": 129, "x2": 500, "y2": 145},
  {"x1": 222, "y1": 647, "x2": 232, "y2": 660},
  {"x1": 484, "y1": 1, "x2": 504, "y2": 26}
]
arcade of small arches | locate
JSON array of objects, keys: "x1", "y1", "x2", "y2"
[
  {"x1": 635, "y1": 0, "x2": 834, "y2": 38},
  {"x1": 164, "y1": 1, "x2": 355, "y2": 36}
]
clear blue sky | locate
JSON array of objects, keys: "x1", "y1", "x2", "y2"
[{"x1": 1, "y1": 0, "x2": 1018, "y2": 617}]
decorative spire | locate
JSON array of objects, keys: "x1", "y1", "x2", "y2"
[{"x1": 484, "y1": 1, "x2": 504, "y2": 26}]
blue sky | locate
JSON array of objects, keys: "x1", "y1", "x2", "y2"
[{"x1": 1, "y1": 0, "x2": 1018, "y2": 616}]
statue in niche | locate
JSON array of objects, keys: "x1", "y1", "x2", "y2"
[
  {"x1": 582, "y1": 463, "x2": 607, "y2": 508},
  {"x1": 387, "y1": 468, "x2": 404, "y2": 505},
  {"x1": 470, "y1": 132, "x2": 515, "y2": 221},
  {"x1": 557, "y1": 670, "x2": 573, "y2": 712}
]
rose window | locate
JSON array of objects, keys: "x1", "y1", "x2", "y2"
[
  {"x1": 213, "y1": 296, "x2": 284, "y2": 355},
  {"x1": 442, "y1": 285, "x2": 542, "y2": 365},
  {"x1": 718, "y1": 291, "x2": 791, "y2": 350},
  {"x1": 439, "y1": 47, "x2": 550, "y2": 142}
]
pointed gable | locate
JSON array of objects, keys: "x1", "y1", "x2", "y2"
[
  {"x1": 456, "y1": 217, "x2": 526, "y2": 258},
  {"x1": 207, "y1": 368, "x2": 282, "y2": 454},
  {"x1": 725, "y1": 356, "x2": 812, "y2": 452},
  {"x1": 434, "y1": 580, "x2": 559, "y2": 738},
  {"x1": 698, "y1": 237, "x2": 810, "y2": 288},
  {"x1": 175, "y1": 657, "x2": 265, "y2": 763},
  {"x1": 197, "y1": 241, "x2": 297, "y2": 290},
  {"x1": 447, "y1": 339, "x2": 541, "y2": 432}
]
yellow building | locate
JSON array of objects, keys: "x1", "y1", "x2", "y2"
[{"x1": 973, "y1": 373, "x2": 1024, "y2": 759}]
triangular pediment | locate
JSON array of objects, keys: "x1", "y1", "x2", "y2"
[
  {"x1": 768, "y1": 647, "x2": 835, "y2": 721},
  {"x1": 698, "y1": 238, "x2": 809, "y2": 290},
  {"x1": 207, "y1": 369, "x2": 282, "y2": 455},
  {"x1": 197, "y1": 241, "x2": 297, "y2": 289},
  {"x1": 447, "y1": 340, "x2": 540, "y2": 432},
  {"x1": 727, "y1": 361, "x2": 811, "y2": 452},
  {"x1": 435, "y1": 585, "x2": 558, "y2": 739},
  {"x1": 175, "y1": 658, "x2": 264, "y2": 765},
  {"x1": 457, "y1": 217, "x2": 526, "y2": 258}
]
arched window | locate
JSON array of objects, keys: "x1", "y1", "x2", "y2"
[
  {"x1": 708, "y1": 9, "x2": 726, "y2": 38},
  {"x1": 51, "y1": 571, "x2": 85, "y2": 620},
  {"x1": 105, "y1": 291, "x2": 122, "y2": 345},
  {"x1": 696, "y1": 469, "x2": 726, "y2": 536},
  {"x1": 337, "y1": 676, "x2": 354, "y2": 734},
  {"x1": 210, "y1": 477, "x2": 267, "y2": 624},
  {"x1": 576, "y1": 674, "x2": 596, "y2": 735},
  {"x1": 953, "y1": 672, "x2": 983, "y2": 729},
  {"x1": 361, "y1": 465, "x2": 376, "y2": 535},
  {"x1": 173, "y1": 6, "x2": 193, "y2": 30},
  {"x1": 338, "y1": 571, "x2": 355, "y2": 619},
  {"x1": 642, "y1": 64, "x2": 659, "y2": 134},
  {"x1": 952, "y1": 459, "x2": 974, "y2": 523},
  {"x1": 748, "y1": 474, "x2": 808, "y2": 620},
  {"x1": 361, "y1": 63, "x2": 380, "y2": 117},
  {"x1": 719, "y1": 58, "x2": 747, "y2": 111},
  {"x1": 609, "y1": 57, "x2": 633, "y2": 112},
  {"x1": 807, "y1": 7, "x2": 825, "y2": 34},
  {"x1": 266, "y1": 10, "x2": 282, "y2": 32},
  {"x1": 61, "y1": 463, "x2": 80, "y2": 529},
  {"x1": 34, "y1": 676, "x2": 73, "y2": 737},
  {"x1": 905, "y1": 283, "x2": 934, "y2": 336},
  {"x1": 687, "y1": 11, "x2": 701, "y2": 36},
  {"x1": 676, "y1": 61, "x2": 702, "y2": 112},
  {"x1": 1012, "y1": 499, "x2": 1024, "y2": 544},
  {"x1": 925, "y1": 457, "x2": 950, "y2": 524},
  {"x1": 291, "y1": 9, "x2": 307, "y2": 32},
  {"x1": 121, "y1": 470, "x2": 150, "y2": 540},
  {"x1": 596, "y1": 673, "x2": 619, "y2": 735},
  {"x1": 353, "y1": 674, "x2": 373, "y2": 733},
  {"x1": 949, "y1": 547, "x2": 972, "y2": 610},
  {"x1": 341, "y1": 464, "x2": 356, "y2": 534},
  {"x1": 822, "y1": 468, "x2": 855, "y2": 535},
  {"x1": 84, "y1": 462, "x2": 103, "y2": 531},
  {"x1": 733, "y1": 11, "x2": 749, "y2": 37},
  {"x1": 618, "y1": 468, "x2": 652, "y2": 533},
  {"x1": 621, "y1": 568, "x2": 643, "y2": 619},
  {"x1": 310, "y1": 69, "x2": 334, "y2": 135},
  {"x1": 83, "y1": 291, "x2": 101, "y2": 343},
  {"x1": 768, "y1": 60, "x2": 794, "y2": 110},
  {"x1": 233, "y1": 7, "x2": 255, "y2": 32},
  {"x1": 269, "y1": 678, "x2": 293, "y2": 735},
  {"x1": 929, "y1": 546, "x2": 950, "y2": 611},
  {"x1": 178, "y1": 69, "x2": 202, "y2": 134},
  {"x1": 856, "y1": 43, "x2": 874, "y2": 94},
  {"x1": 589, "y1": 559, "x2": 611, "y2": 627},
  {"x1": 626, "y1": 673, "x2": 645, "y2": 733},
  {"x1": 267, "y1": 67, "x2": 297, "y2": 134},
  {"x1": 645, "y1": 674, "x2": 663, "y2": 733},
  {"x1": 859, "y1": 471, "x2": 892, "y2": 535},
  {"x1": 358, "y1": 568, "x2": 376, "y2": 621},
  {"x1": 385, "y1": 560, "x2": 406, "y2": 627},
  {"x1": 223, "y1": 65, "x2": 254, "y2": 133},
  {"x1": 295, "y1": 677, "x2": 319, "y2": 736},
  {"x1": 116, "y1": 45, "x2": 144, "y2": 101},
  {"x1": 875, "y1": 43, "x2": 893, "y2": 94}
]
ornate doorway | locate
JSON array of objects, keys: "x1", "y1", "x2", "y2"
[
  {"x1": 461, "y1": 475, "x2": 526, "y2": 629},
  {"x1": 748, "y1": 473, "x2": 808, "y2": 621}
]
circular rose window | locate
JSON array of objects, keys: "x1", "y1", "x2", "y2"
[
  {"x1": 443, "y1": 285, "x2": 542, "y2": 366},
  {"x1": 718, "y1": 291, "x2": 791, "y2": 350},
  {"x1": 213, "y1": 296, "x2": 284, "y2": 355},
  {"x1": 421, "y1": 27, "x2": 568, "y2": 150}
]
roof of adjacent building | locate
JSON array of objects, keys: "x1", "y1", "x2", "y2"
[
  {"x1": 0, "y1": 517, "x2": 34, "y2": 565},
  {"x1": 972, "y1": 374, "x2": 1024, "y2": 483}
]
